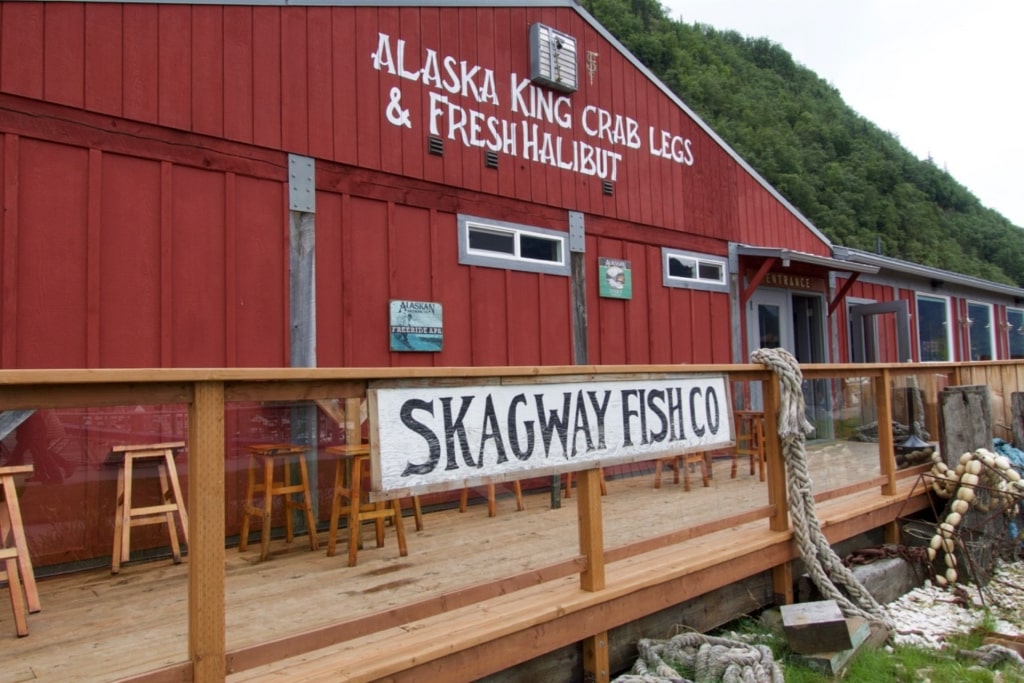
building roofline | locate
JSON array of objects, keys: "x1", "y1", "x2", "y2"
[{"x1": 833, "y1": 246, "x2": 1024, "y2": 299}]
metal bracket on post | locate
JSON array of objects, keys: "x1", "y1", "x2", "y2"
[{"x1": 288, "y1": 154, "x2": 315, "y2": 214}]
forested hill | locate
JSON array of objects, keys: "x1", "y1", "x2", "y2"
[{"x1": 582, "y1": 0, "x2": 1024, "y2": 287}]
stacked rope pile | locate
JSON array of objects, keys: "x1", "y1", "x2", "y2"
[
  {"x1": 750, "y1": 347, "x2": 894, "y2": 631},
  {"x1": 612, "y1": 632, "x2": 784, "y2": 683}
]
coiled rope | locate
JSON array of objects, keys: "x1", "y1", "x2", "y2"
[
  {"x1": 613, "y1": 632, "x2": 785, "y2": 683},
  {"x1": 750, "y1": 347, "x2": 894, "y2": 630}
]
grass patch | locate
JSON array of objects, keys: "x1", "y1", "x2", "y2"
[{"x1": 703, "y1": 611, "x2": 1024, "y2": 683}]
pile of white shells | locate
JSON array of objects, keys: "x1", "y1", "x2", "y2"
[
  {"x1": 927, "y1": 448, "x2": 1024, "y2": 587},
  {"x1": 887, "y1": 560, "x2": 1024, "y2": 649}
]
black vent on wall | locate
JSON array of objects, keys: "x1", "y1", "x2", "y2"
[
  {"x1": 602, "y1": 180, "x2": 614, "y2": 196},
  {"x1": 428, "y1": 136, "x2": 444, "y2": 156},
  {"x1": 485, "y1": 150, "x2": 499, "y2": 169}
]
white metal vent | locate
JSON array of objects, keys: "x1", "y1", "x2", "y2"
[{"x1": 530, "y1": 23, "x2": 578, "y2": 93}]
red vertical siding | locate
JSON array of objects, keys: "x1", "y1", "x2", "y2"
[
  {"x1": 470, "y1": 268, "x2": 510, "y2": 365},
  {"x1": 233, "y1": 175, "x2": 288, "y2": 366},
  {"x1": 43, "y1": 2, "x2": 85, "y2": 108},
  {"x1": 0, "y1": 4, "x2": 835, "y2": 256},
  {"x1": 307, "y1": 7, "x2": 336, "y2": 161},
  {"x1": 98, "y1": 153, "x2": 162, "y2": 367},
  {"x1": 123, "y1": 4, "x2": 159, "y2": 123},
  {"x1": 191, "y1": 5, "x2": 225, "y2": 138},
  {"x1": 431, "y1": 210, "x2": 474, "y2": 366},
  {"x1": 389, "y1": 203, "x2": 435, "y2": 367},
  {"x1": 0, "y1": 3, "x2": 44, "y2": 99},
  {"x1": 223, "y1": 5, "x2": 254, "y2": 144},
  {"x1": 157, "y1": 5, "x2": 191, "y2": 130},
  {"x1": 315, "y1": 191, "x2": 345, "y2": 366},
  {"x1": 280, "y1": 7, "x2": 309, "y2": 154},
  {"x1": 345, "y1": 196, "x2": 391, "y2": 365},
  {"x1": 331, "y1": 8, "x2": 359, "y2": 167},
  {"x1": 252, "y1": 7, "x2": 283, "y2": 150},
  {"x1": 84, "y1": 3, "x2": 123, "y2": 116},
  {"x1": 354, "y1": 9, "x2": 383, "y2": 172},
  {"x1": 16, "y1": 140, "x2": 89, "y2": 368},
  {"x1": 170, "y1": 166, "x2": 226, "y2": 366}
]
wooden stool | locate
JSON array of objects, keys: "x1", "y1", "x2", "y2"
[
  {"x1": 563, "y1": 468, "x2": 607, "y2": 498},
  {"x1": 654, "y1": 454, "x2": 709, "y2": 491},
  {"x1": 1, "y1": 464, "x2": 35, "y2": 636},
  {"x1": 459, "y1": 481, "x2": 525, "y2": 517},
  {"x1": 239, "y1": 443, "x2": 318, "y2": 562},
  {"x1": 109, "y1": 442, "x2": 189, "y2": 574},
  {"x1": 325, "y1": 444, "x2": 407, "y2": 567},
  {"x1": 734, "y1": 411, "x2": 766, "y2": 481}
]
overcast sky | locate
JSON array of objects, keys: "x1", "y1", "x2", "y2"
[{"x1": 658, "y1": 0, "x2": 1024, "y2": 229}]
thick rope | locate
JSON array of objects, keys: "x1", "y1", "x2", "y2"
[
  {"x1": 751, "y1": 347, "x2": 894, "y2": 630},
  {"x1": 613, "y1": 633, "x2": 785, "y2": 683}
]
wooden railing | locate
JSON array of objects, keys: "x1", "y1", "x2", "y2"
[{"x1": 1, "y1": 361, "x2": 1012, "y2": 682}]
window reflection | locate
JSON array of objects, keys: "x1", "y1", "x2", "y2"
[
  {"x1": 916, "y1": 295, "x2": 950, "y2": 362},
  {"x1": 967, "y1": 302, "x2": 994, "y2": 361}
]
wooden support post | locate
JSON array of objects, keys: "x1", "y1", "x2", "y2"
[
  {"x1": 576, "y1": 467, "x2": 605, "y2": 592},
  {"x1": 762, "y1": 375, "x2": 793, "y2": 604},
  {"x1": 874, "y1": 369, "x2": 896, "y2": 495},
  {"x1": 189, "y1": 382, "x2": 226, "y2": 682},
  {"x1": 1013, "y1": 392, "x2": 1024, "y2": 448},
  {"x1": 583, "y1": 630, "x2": 610, "y2": 683},
  {"x1": 577, "y1": 467, "x2": 608, "y2": 683},
  {"x1": 772, "y1": 561, "x2": 793, "y2": 607},
  {"x1": 763, "y1": 377, "x2": 787, "y2": 532}
]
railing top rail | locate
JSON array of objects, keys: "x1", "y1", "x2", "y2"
[{"x1": 0, "y1": 364, "x2": 774, "y2": 386}]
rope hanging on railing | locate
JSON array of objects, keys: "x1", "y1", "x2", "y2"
[{"x1": 751, "y1": 347, "x2": 894, "y2": 630}]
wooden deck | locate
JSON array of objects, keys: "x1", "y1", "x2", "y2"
[{"x1": 0, "y1": 439, "x2": 932, "y2": 683}]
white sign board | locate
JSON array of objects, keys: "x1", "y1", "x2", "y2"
[{"x1": 369, "y1": 375, "x2": 733, "y2": 497}]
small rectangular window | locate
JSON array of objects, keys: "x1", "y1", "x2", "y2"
[
  {"x1": 662, "y1": 248, "x2": 728, "y2": 292},
  {"x1": 967, "y1": 301, "x2": 995, "y2": 361},
  {"x1": 459, "y1": 215, "x2": 569, "y2": 276},
  {"x1": 916, "y1": 294, "x2": 951, "y2": 362},
  {"x1": 1008, "y1": 308, "x2": 1024, "y2": 359},
  {"x1": 468, "y1": 227, "x2": 516, "y2": 255}
]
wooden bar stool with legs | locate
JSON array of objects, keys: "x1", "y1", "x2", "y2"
[
  {"x1": 109, "y1": 442, "x2": 189, "y2": 574},
  {"x1": 325, "y1": 444, "x2": 406, "y2": 567},
  {"x1": 239, "y1": 443, "x2": 319, "y2": 562},
  {"x1": 459, "y1": 481, "x2": 525, "y2": 517},
  {"x1": 1, "y1": 464, "x2": 36, "y2": 636},
  {"x1": 562, "y1": 468, "x2": 607, "y2": 498},
  {"x1": 733, "y1": 411, "x2": 766, "y2": 481},
  {"x1": 653, "y1": 453, "x2": 709, "y2": 491}
]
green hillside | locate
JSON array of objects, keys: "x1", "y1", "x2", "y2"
[{"x1": 583, "y1": 0, "x2": 1024, "y2": 286}]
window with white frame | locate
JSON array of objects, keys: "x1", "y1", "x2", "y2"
[
  {"x1": 661, "y1": 248, "x2": 729, "y2": 293},
  {"x1": 916, "y1": 294, "x2": 952, "y2": 362},
  {"x1": 1007, "y1": 308, "x2": 1024, "y2": 359},
  {"x1": 458, "y1": 215, "x2": 569, "y2": 276},
  {"x1": 967, "y1": 301, "x2": 995, "y2": 360}
]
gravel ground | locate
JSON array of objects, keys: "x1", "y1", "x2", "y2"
[{"x1": 888, "y1": 560, "x2": 1024, "y2": 649}]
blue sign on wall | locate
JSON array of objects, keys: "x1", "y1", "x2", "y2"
[{"x1": 389, "y1": 300, "x2": 443, "y2": 352}]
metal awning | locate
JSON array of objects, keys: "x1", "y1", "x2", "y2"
[
  {"x1": 736, "y1": 245, "x2": 880, "y2": 274},
  {"x1": 735, "y1": 245, "x2": 880, "y2": 315}
]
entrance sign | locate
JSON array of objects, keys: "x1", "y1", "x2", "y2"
[{"x1": 369, "y1": 375, "x2": 733, "y2": 496}]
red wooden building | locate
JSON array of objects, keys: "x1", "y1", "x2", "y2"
[{"x1": 2, "y1": 0, "x2": 1023, "y2": 571}]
